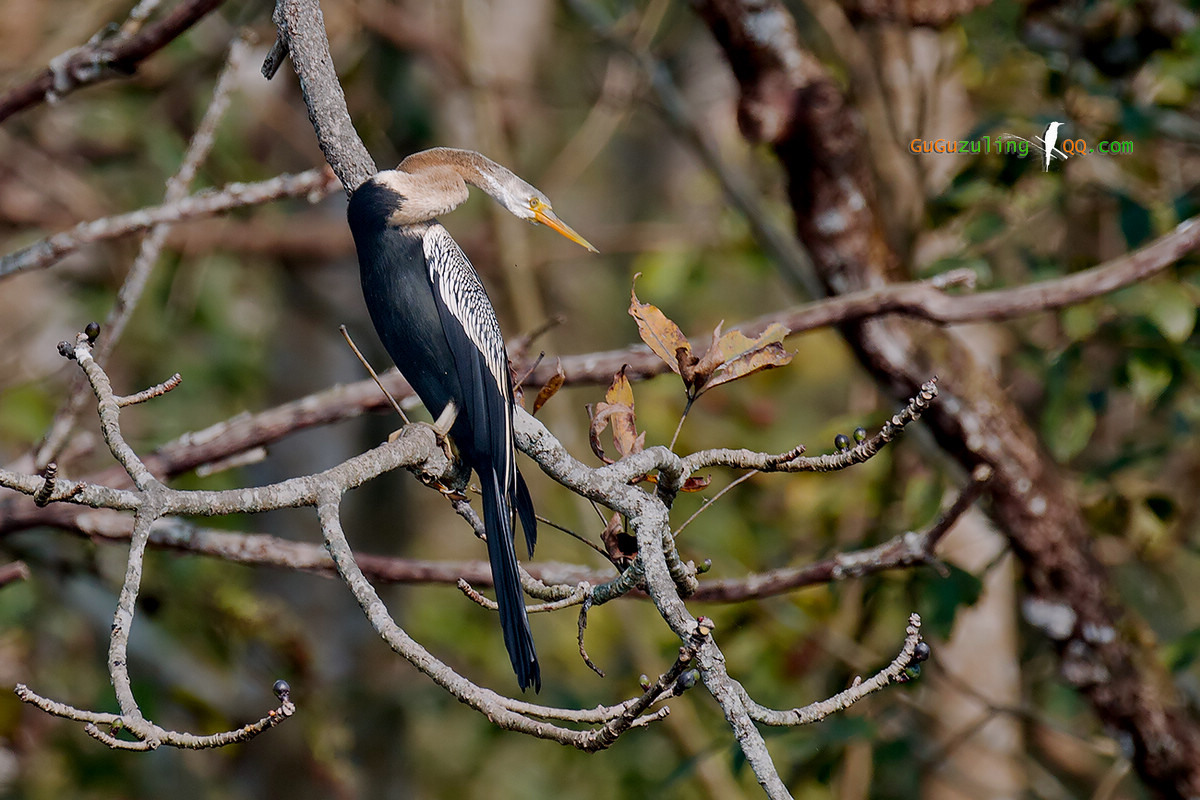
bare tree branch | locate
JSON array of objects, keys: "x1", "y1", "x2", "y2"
[
  {"x1": 694, "y1": 466, "x2": 991, "y2": 602},
  {"x1": 9, "y1": 330, "x2": 680, "y2": 750},
  {"x1": 3, "y1": 326, "x2": 932, "y2": 782},
  {"x1": 15, "y1": 682, "x2": 296, "y2": 751},
  {"x1": 6, "y1": 461, "x2": 990, "y2": 606},
  {"x1": 1, "y1": 1, "x2": 945, "y2": 784},
  {"x1": 2, "y1": 204, "x2": 1184, "y2": 496},
  {"x1": 0, "y1": 561, "x2": 30, "y2": 586},
  {"x1": 0, "y1": 0, "x2": 228, "y2": 123},
  {"x1": 0, "y1": 169, "x2": 339, "y2": 280}
]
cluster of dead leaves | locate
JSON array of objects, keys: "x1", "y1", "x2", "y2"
[
  {"x1": 629, "y1": 276, "x2": 794, "y2": 403},
  {"x1": 586, "y1": 277, "x2": 796, "y2": 476}
]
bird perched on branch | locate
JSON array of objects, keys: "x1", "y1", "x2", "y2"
[{"x1": 346, "y1": 147, "x2": 596, "y2": 691}]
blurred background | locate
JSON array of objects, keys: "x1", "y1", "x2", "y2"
[{"x1": 0, "y1": 0, "x2": 1198, "y2": 797}]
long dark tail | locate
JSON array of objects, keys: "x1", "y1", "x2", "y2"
[{"x1": 479, "y1": 464, "x2": 540, "y2": 692}]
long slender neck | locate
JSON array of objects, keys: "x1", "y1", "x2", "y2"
[
  {"x1": 399, "y1": 147, "x2": 509, "y2": 199},
  {"x1": 367, "y1": 147, "x2": 511, "y2": 227},
  {"x1": 363, "y1": 148, "x2": 523, "y2": 227}
]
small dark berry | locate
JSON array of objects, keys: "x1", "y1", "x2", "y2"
[
  {"x1": 84, "y1": 322, "x2": 101, "y2": 343},
  {"x1": 913, "y1": 641, "x2": 931, "y2": 663},
  {"x1": 674, "y1": 669, "x2": 700, "y2": 692},
  {"x1": 272, "y1": 679, "x2": 291, "y2": 701},
  {"x1": 853, "y1": 426, "x2": 867, "y2": 443},
  {"x1": 834, "y1": 433, "x2": 850, "y2": 452},
  {"x1": 57, "y1": 341, "x2": 76, "y2": 360},
  {"x1": 903, "y1": 664, "x2": 922, "y2": 681}
]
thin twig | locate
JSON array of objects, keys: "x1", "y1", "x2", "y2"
[
  {"x1": 115, "y1": 374, "x2": 183, "y2": 407},
  {"x1": 339, "y1": 325, "x2": 409, "y2": 423},
  {"x1": 513, "y1": 352, "x2": 545, "y2": 392},
  {"x1": 459, "y1": 579, "x2": 589, "y2": 614},
  {"x1": 0, "y1": 561, "x2": 31, "y2": 586},
  {"x1": 680, "y1": 378, "x2": 939, "y2": 477},
  {"x1": 33, "y1": 37, "x2": 251, "y2": 467},
  {"x1": 692, "y1": 468, "x2": 991, "y2": 602},
  {"x1": 16, "y1": 683, "x2": 297, "y2": 751},
  {"x1": 673, "y1": 470, "x2": 758, "y2": 536},
  {"x1": 534, "y1": 513, "x2": 609, "y2": 558},
  {"x1": 577, "y1": 597, "x2": 605, "y2": 677},
  {"x1": 667, "y1": 396, "x2": 694, "y2": 451}
]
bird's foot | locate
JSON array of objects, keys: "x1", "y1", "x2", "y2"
[
  {"x1": 386, "y1": 401, "x2": 456, "y2": 460},
  {"x1": 431, "y1": 400, "x2": 458, "y2": 462},
  {"x1": 432, "y1": 400, "x2": 458, "y2": 437}
]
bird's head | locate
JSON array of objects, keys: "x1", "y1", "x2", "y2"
[
  {"x1": 394, "y1": 147, "x2": 600, "y2": 253},
  {"x1": 502, "y1": 184, "x2": 598, "y2": 254}
]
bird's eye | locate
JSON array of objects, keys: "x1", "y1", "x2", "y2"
[{"x1": 529, "y1": 198, "x2": 544, "y2": 212}]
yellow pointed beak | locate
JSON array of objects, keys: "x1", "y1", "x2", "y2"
[{"x1": 533, "y1": 206, "x2": 599, "y2": 253}]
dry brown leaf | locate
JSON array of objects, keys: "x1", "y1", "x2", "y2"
[
  {"x1": 531, "y1": 358, "x2": 565, "y2": 416},
  {"x1": 600, "y1": 511, "x2": 637, "y2": 567},
  {"x1": 631, "y1": 278, "x2": 793, "y2": 400},
  {"x1": 605, "y1": 367, "x2": 642, "y2": 457},
  {"x1": 693, "y1": 322, "x2": 793, "y2": 394},
  {"x1": 629, "y1": 274, "x2": 690, "y2": 375},
  {"x1": 587, "y1": 404, "x2": 621, "y2": 464},
  {"x1": 588, "y1": 367, "x2": 647, "y2": 465},
  {"x1": 605, "y1": 364, "x2": 635, "y2": 407}
]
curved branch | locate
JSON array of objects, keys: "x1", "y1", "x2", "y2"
[
  {"x1": 16, "y1": 683, "x2": 297, "y2": 751},
  {"x1": 739, "y1": 614, "x2": 924, "y2": 725},
  {"x1": 11, "y1": 330, "x2": 674, "y2": 751}
]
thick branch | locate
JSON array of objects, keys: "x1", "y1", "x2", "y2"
[{"x1": 267, "y1": 0, "x2": 376, "y2": 193}]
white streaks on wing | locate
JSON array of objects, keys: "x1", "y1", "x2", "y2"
[{"x1": 423, "y1": 225, "x2": 514, "y2": 485}]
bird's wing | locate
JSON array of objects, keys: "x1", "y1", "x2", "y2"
[
  {"x1": 422, "y1": 224, "x2": 514, "y2": 485},
  {"x1": 423, "y1": 224, "x2": 536, "y2": 557}
]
